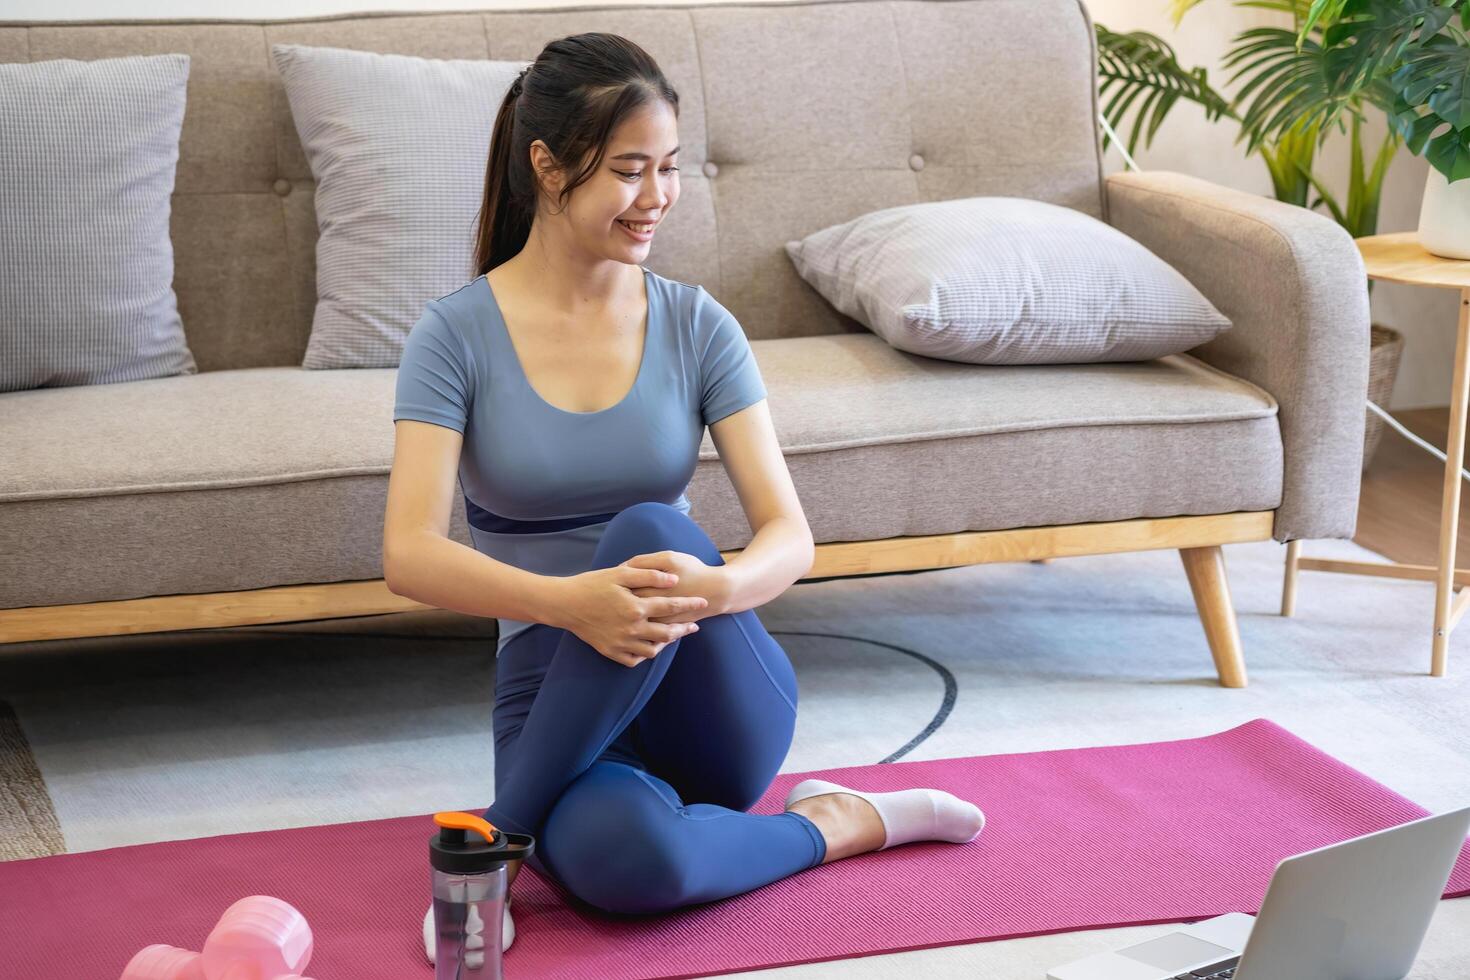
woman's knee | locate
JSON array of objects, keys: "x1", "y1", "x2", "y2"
[
  {"x1": 542, "y1": 768, "x2": 693, "y2": 915},
  {"x1": 599, "y1": 502, "x2": 721, "y2": 567},
  {"x1": 606, "y1": 501, "x2": 685, "y2": 537}
]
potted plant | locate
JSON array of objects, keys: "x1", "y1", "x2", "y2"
[
  {"x1": 1307, "y1": 0, "x2": 1470, "y2": 257},
  {"x1": 1093, "y1": 0, "x2": 1470, "y2": 467}
]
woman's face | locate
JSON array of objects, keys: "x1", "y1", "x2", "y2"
[{"x1": 532, "y1": 100, "x2": 681, "y2": 266}]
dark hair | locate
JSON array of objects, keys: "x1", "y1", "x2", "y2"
[{"x1": 473, "y1": 33, "x2": 680, "y2": 279}]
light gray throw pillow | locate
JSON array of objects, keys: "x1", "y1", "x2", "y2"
[
  {"x1": 785, "y1": 196, "x2": 1232, "y2": 365},
  {"x1": 0, "y1": 54, "x2": 197, "y2": 393},
  {"x1": 270, "y1": 44, "x2": 528, "y2": 369}
]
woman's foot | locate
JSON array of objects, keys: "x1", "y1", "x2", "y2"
[
  {"x1": 785, "y1": 778, "x2": 985, "y2": 860},
  {"x1": 786, "y1": 792, "x2": 886, "y2": 864}
]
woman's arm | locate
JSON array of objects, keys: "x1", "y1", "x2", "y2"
[
  {"x1": 384, "y1": 419, "x2": 563, "y2": 624},
  {"x1": 386, "y1": 526, "x2": 566, "y2": 625}
]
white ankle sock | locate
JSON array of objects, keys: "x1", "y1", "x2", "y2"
[
  {"x1": 785, "y1": 778, "x2": 986, "y2": 851},
  {"x1": 423, "y1": 896, "x2": 513, "y2": 966}
]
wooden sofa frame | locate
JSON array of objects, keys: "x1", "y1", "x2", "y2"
[{"x1": 0, "y1": 510, "x2": 1274, "y2": 688}]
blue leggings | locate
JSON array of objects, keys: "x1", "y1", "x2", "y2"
[{"x1": 482, "y1": 501, "x2": 827, "y2": 916}]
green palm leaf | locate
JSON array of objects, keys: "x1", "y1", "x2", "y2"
[
  {"x1": 1168, "y1": 0, "x2": 1208, "y2": 23},
  {"x1": 1173, "y1": 0, "x2": 1319, "y2": 28},
  {"x1": 1299, "y1": 0, "x2": 1352, "y2": 42},
  {"x1": 1096, "y1": 25, "x2": 1235, "y2": 157},
  {"x1": 1223, "y1": 27, "x2": 1342, "y2": 153}
]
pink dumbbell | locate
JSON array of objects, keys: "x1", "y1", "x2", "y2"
[
  {"x1": 212, "y1": 968, "x2": 314, "y2": 980},
  {"x1": 119, "y1": 945, "x2": 206, "y2": 980},
  {"x1": 120, "y1": 946, "x2": 316, "y2": 980},
  {"x1": 119, "y1": 895, "x2": 316, "y2": 980},
  {"x1": 201, "y1": 896, "x2": 314, "y2": 978}
]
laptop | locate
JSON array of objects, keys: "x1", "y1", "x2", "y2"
[{"x1": 1047, "y1": 805, "x2": 1470, "y2": 980}]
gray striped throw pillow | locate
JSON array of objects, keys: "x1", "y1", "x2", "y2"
[
  {"x1": 1, "y1": 54, "x2": 196, "y2": 393},
  {"x1": 270, "y1": 44, "x2": 528, "y2": 370},
  {"x1": 785, "y1": 196, "x2": 1232, "y2": 365}
]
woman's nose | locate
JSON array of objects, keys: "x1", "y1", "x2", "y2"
[{"x1": 639, "y1": 183, "x2": 672, "y2": 210}]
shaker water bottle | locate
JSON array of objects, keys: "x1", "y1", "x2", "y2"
[{"x1": 429, "y1": 811, "x2": 535, "y2": 979}]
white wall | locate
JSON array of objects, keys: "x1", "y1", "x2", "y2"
[{"x1": 9, "y1": 0, "x2": 1457, "y2": 409}]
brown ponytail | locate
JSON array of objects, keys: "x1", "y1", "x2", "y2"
[{"x1": 471, "y1": 33, "x2": 680, "y2": 279}]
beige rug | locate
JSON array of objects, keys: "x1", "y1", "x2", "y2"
[{"x1": 0, "y1": 699, "x2": 64, "y2": 860}]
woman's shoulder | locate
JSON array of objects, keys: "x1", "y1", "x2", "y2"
[
  {"x1": 645, "y1": 265, "x2": 699, "y2": 293},
  {"x1": 424, "y1": 276, "x2": 490, "y2": 325},
  {"x1": 643, "y1": 267, "x2": 733, "y2": 335},
  {"x1": 644, "y1": 266, "x2": 712, "y2": 302}
]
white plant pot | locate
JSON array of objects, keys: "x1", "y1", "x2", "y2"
[{"x1": 1417, "y1": 166, "x2": 1470, "y2": 259}]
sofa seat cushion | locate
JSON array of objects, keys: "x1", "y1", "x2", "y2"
[
  {"x1": 712, "y1": 333, "x2": 1282, "y2": 551},
  {"x1": 0, "y1": 333, "x2": 1281, "y2": 609}
]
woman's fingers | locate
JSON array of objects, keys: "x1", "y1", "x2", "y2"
[
  {"x1": 621, "y1": 636, "x2": 667, "y2": 667},
  {"x1": 646, "y1": 595, "x2": 708, "y2": 618},
  {"x1": 637, "y1": 620, "x2": 698, "y2": 644},
  {"x1": 624, "y1": 565, "x2": 675, "y2": 589},
  {"x1": 615, "y1": 611, "x2": 703, "y2": 668}
]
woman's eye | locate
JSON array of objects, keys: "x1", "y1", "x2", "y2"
[{"x1": 617, "y1": 167, "x2": 680, "y2": 180}]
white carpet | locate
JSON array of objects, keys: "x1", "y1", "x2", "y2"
[{"x1": 2, "y1": 533, "x2": 1467, "y2": 977}]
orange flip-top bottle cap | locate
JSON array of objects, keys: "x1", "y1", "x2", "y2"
[
  {"x1": 434, "y1": 811, "x2": 499, "y2": 845},
  {"x1": 430, "y1": 811, "x2": 534, "y2": 874}
]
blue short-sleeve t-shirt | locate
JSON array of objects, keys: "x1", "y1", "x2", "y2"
[{"x1": 392, "y1": 266, "x2": 767, "y2": 656}]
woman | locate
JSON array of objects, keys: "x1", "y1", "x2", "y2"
[{"x1": 383, "y1": 32, "x2": 985, "y2": 958}]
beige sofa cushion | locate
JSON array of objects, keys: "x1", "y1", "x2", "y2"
[{"x1": 0, "y1": 334, "x2": 1281, "y2": 609}]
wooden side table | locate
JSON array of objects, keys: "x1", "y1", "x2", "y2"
[{"x1": 1280, "y1": 231, "x2": 1470, "y2": 677}]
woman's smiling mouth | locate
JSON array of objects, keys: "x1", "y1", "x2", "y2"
[{"x1": 617, "y1": 219, "x2": 657, "y2": 241}]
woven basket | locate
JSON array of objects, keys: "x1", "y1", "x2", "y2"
[{"x1": 1363, "y1": 323, "x2": 1405, "y2": 472}]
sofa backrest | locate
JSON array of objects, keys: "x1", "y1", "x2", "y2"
[{"x1": 0, "y1": 0, "x2": 1104, "y2": 373}]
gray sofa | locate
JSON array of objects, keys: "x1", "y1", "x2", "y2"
[{"x1": 0, "y1": 0, "x2": 1370, "y2": 688}]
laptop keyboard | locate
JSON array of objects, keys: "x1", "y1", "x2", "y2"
[{"x1": 1172, "y1": 958, "x2": 1240, "y2": 979}]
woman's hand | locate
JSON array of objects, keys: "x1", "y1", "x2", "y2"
[
  {"x1": 625, "y1": 550, "x2": 731, "y2": 626},
  {"x1": 554, "y1": 558, "x2": 714, "y2": 668}
]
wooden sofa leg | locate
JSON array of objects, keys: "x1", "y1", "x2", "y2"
[
  {"x1": 1280, "y1": 538, "x2": 1301, "y2": 617},
  {"x1": 1179, "y1": 545, "x2": 1249, "y2": 688}
]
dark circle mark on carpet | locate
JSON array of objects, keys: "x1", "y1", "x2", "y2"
[{"x1": 767, "y1": 630, "x2": 957, "y2": 765}]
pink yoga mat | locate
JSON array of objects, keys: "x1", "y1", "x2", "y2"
[{"x1": 4, "y1": 718, "x2": 1468, "y2": 979}]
